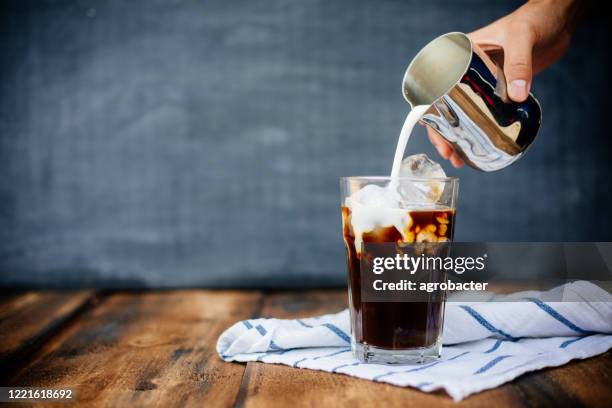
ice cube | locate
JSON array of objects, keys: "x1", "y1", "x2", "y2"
[
  {"x1": 400, "y1": 153, "x2": 446, "y2": 178},
  {"x1": 398, "y1": 154, "x2": 446, "y2": 205}
]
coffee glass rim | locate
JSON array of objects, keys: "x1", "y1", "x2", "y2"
[{"x1": 340, "y1": 176, "x2": 459, "y2": 182}]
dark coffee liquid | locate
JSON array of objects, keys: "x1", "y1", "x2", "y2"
[{"x1": 342, "y1": 207, "x2": 456, "y2": 349}]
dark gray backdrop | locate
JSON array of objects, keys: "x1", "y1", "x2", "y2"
[{"x1": 1, "y1": 0, "x2": 610, "y2": 288}]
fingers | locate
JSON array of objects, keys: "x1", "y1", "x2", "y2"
[
  {"x1": 470, "y1": 15, "x2": 537, "y2": 103},
  {"x1": 449, "y1": 152, "x2": 465, "y2": 168},
  {"x1": 427, "y1": 127, "x2": 452, "y2": 159},
  {"x1": 468, "y1": 22, "x2": 504, "y2": 50},
  {"x1": 426, "y1": 127, "x2": 464, "y2": 168},
  {"x1": 502, "y1": 23, "x2": 536, "y2": 102}
]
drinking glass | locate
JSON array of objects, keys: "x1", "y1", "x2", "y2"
[{"x1": 340, "y1": 176, "x2": 459, "y2": 364}]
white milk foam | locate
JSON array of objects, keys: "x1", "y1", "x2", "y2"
[
  {"x1": 344, "y1": 184, "x2": 412, "y2": 252},
  {"x1": 345, "y1": 105, "x2": 434, "y2": 251}
]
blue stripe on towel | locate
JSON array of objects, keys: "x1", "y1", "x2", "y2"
[
  {"x1": 297, "y1": 319, "x2": 312, "y2": 328},
  {"x1": 484, "y1": 339, "x2": 503, "y2": 353},
  {"x1": 243, "y1": 321, "x2": 253, "y2": 329},
  {"x1": 482, "y1": 358, "x2": 537, "y2": 379},
  {"x1": 474, "y1": 355, "x2": 511, "y2": 374},
  {"x1": 296, "y1": 319, "x2": 350, "y2": 343},
  {"x1": 527, "y1": 298, "x2": 594, "y2": 335},
  {"x1": 321, "y1": 323, "x2": 351, "y2": 343},
  {"x1": 560, "y1": 336, "x2": 587, "y2": 348},
  {"x1": 293, "y1": 357, "x2": 307, "y2": 368},
  {"x1": 331, "y1": 362, "x2": 360, "y2": 373},
  {"x1": 313, "y1": 348, "x2": 351, "y2": 360},
  {"x1": 448, "y1": 351, "x2": 471, "y2": 361},
  {"x1": 293, "y1": 348, "x2": 351, "y2": 368},
  {"x1": 460, "y1": 306, "x2": 517, "y2": 341},
  {"x1": 404, "y1": 361, "x2": 441, "y2": 373},
  {"x1": 255, "y1": 324, "x2": 286, "y2": 352}
]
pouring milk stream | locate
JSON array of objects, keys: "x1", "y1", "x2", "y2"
[{"x1": 390, "y1": 105, "x2": 430, "y2": 180}]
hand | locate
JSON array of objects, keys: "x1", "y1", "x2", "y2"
[{"x1": 427, "y1": 0, "x2": 581, "y2": 168}]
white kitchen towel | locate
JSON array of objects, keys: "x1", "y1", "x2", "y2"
[{"x1": 217, "y1": 281, "x2": 612, "y2": 401}]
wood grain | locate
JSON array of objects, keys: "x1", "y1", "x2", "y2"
[
  {"x1": 235, "y1": 290, "x2": 611, "y2": 408},
  {"x1": 8, "y1": 290, "x2": 262, "y2": 407},
  {"x1": 2, "y1": 290, "x2": 611, "y2": 407},
  {"x1": 0, "y1": 291, "x2": 96, "y2": 372}
]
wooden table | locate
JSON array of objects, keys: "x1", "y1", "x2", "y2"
[{"x1": 1, "y1": 290, "x2": 610, "y2": 407}]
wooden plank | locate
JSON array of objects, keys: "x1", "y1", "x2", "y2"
[
  {"x1": 256, "y1": 290, "x2": 348, "y2": 318},
  {"x1": 0, "y1": 290, "x2": 29, "y2": 313},
  {"x1": 236, "y1": 289, "x2": 612, "y2": 408},
  {"x1": 525, "y1": 351, "x2": 612, "y2": 407},
  {"x1": 0, "y1": 291, "x2": 96, "y2": 371},
  {"x1": 8, "y1": 290, "x2": 262, "y2": 407}
]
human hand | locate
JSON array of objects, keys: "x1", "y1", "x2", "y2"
[{"x1": 427, "y1": 0, "x2": 581, "y2": 168}]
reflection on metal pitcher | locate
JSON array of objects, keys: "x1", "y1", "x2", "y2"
[{"x1": 402, "y1": 32, "x2": 542, "y2": 172}]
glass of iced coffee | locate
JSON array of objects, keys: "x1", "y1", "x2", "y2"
[{"x1": 340, "y1": 168, "x2": 458, "y2": 364}]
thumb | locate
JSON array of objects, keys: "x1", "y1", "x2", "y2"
[{"x1": 503, "y1": 28, "x2": 535, "y2": 102}]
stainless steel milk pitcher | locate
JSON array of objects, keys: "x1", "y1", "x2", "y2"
[{"x1": 402, "y1": 32, "x2": 542, "y2": 172}]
